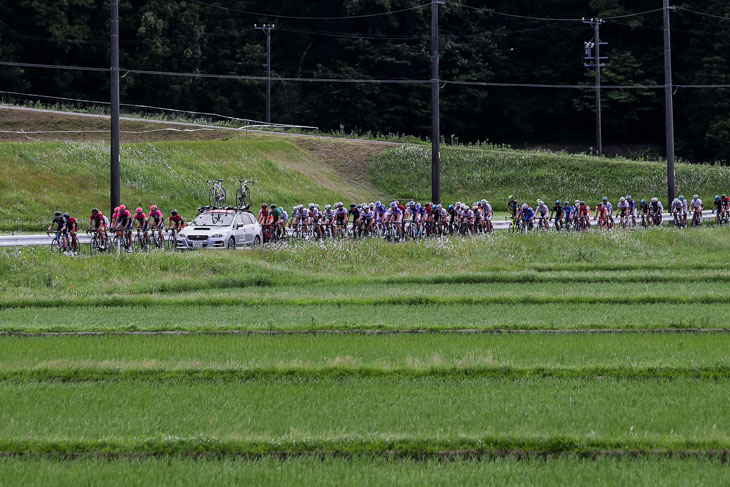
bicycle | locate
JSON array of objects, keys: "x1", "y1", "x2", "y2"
[
  {"x1": 87, "y1": 229, "x2": 107, "y2": 253},
  {"x1": 235, "y1": 179, "x2": 255, "y2": 208},
  {"x1": 166, "y1": 228, "x2": 179, "y2": 250},
  {"x1": 149, "y1": 227, "x2": 165, "y2": 249},
  {"x1": 133, "y1": 228, "x2": 149, "y2": 252},
  {"x1": 206, "y1": 179, "x2": 226, "y2": 207},
  {"x1": 672, "y1": 211, "x2": 684, "y2": 229},
  {"x1": 47, "y1": 232, "x2": 66, "y2": 254},
  {"x1": 691, "y1": 209, "x2": 703, "y2": 228}
]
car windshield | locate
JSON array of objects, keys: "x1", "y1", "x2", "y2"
[{"x1": 191, "y1": 213, "x2": 234, "y2": 226}]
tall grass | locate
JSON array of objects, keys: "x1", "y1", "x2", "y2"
[{"x1": 371, "y1": 145, "x2": 730, "y2": 204}]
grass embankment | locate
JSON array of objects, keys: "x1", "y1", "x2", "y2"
[
  {"x1": 2, "y1": 228, "x2": 730, "y2": 332},
  {"x1": 0, "y1": 378, "x2": 728, "y2": 452},
  {"x1": 0, "y1": 137, "x2": 388, "y2": 231},
  {"x1": 371, "y1": 144, "x2": 730, "y2": 205},
  {"x1": 1, "y1": 229, "x2": 729, "y2": 468},
  {"x1": 0, "y1": 334, "x2": 728, "y2": 381},
  {"x1": 3, "y1": 456, "x2": 729, "y2": 487}
]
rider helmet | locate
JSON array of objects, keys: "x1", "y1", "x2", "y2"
[
  {"x1": 407, "y1": 201, "x2": 415, "y2": 207},
  {"x1": 651, "y1": 198, "x2": 658, "y2": 203},
  {"x1": 508, "y1": 195, "x2": 514, "y2": 200},
  {"x1": 447, "y1": 205, "x2": 454, "y2": 211},
  {"x1": 641, "y1": 199, "x2": 646, "y2": 204},
  {"x1": 92, "y1": 208, "x2": 99, "y2": 213},
  {"x1": 309, "y1": 203, "x2": 315, "y2": 209},
  {"x1": 555, "y1": 200, "x2": 560, "y2": 205},
  {"x1": 715, "y1": 195, "x2": 720, "y2": 201},
  {"x1": 55, "y1": 211, "x2": 62, "y2": 217},
  {"x1": 114, "y1": 207, "x2": 119, "y2": 213},
  {"x1": 375, "y1": 201, "x2": 381, "y2": 207},
  {"x1": 522, "y1": 203, "x2": 528, "y2": 209},
  {"x1": 171, "y1": 210, "x2": 178, "y2": 215},
  {"x1": 723, "y1": 194, "x2": 728, "y2": 198},
  {"x1": 136, "y1": 207, "x2": 143, "y2": 213},
  {"x1": 119, "y1": 205, "x2": 126, "y2": 210},
  {"x1": 619, "y1": 197, "x2": 626, "y2": 202},
  {"x1": 693, "y1": 195, "x2": 699, "y2": 200},
  {"x1": 270, "y1": 204, "x2": 277, "y2": 209},
  {"x1": 63, "y1": 212, "x2": 70, "y2": 218},
  {"x1": 261, "y1": 203, "x2": 268, "y2": 209},
  {"x1": 564, "y1": 201, "x2": 570, "y2": 206},
  {"x1": 679, "y1": 195, "x2": 684, "y2": 201},
  {"x1": 415, "y1": 203, "x2": 421, "y2": 210},
  {"x1": 390, "y1": 202, "x2": 397, "y2": 208},
  {"x1": 325, "y1": 204, "x2": 331, "y2": 210},
  {"x1": 150, "y1": 205, "x2": 157, "y2": 211},
  {"x1": 538, "y1": 200, "x2": 544, "y2": 206},
  {"x1": 602, "y1": 197, "x2": 608, "y2": 202},
  {"x1": 626, "y1": 195, "x2": 632, "y2": 200}
]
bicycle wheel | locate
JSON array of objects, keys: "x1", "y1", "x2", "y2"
[
  {"x1": 235, "y1": 189, "x2": 244, "y2": 208},
  {"x1": 209, "y1": 187, "x2": 216, "y2": 206},
  {"x1": 167, "y1": 234, "x2": 176, "y2": 250},
  {"x1": 50, "y1": 238, "x2": 60, "y2": 254},
  {"x1": 218, "y1": 187, "x2": 227, "y2": 206},
  {"x1": 241, "y1": 186, "x2": 250, "y2": 208}
]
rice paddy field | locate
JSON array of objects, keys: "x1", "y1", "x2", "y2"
[{"x1": 1, "y1": 225, "x2": 729, "y2": 485}]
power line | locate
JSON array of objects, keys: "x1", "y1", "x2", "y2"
[
  {"x1": 677, "y1": 7, "x2": 730, "y2": 21},
  {"x1": 6, "y1": 60, "x2": 730, "y2": 89},
  {"x1": 603, "y1": 8, "x2": 665, "y2": 20},
  {"x1": 458, "y1": 5, "x2": 663, "y2": 23},
  {"x1": 188, "y1": 0, "x2": 430, "y2": 20}
]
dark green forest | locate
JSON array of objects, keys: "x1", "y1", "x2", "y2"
[{"x1": 1, "y1": 0, "x2": 729, "y2": 162}]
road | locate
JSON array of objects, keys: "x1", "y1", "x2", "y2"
[{"x1": 0, "y1": 211, "x2": 716, "y2": 247}]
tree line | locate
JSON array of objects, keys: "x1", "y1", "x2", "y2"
[{"x1": 1, "y1": 0, "x2": 729, "y2": 163}]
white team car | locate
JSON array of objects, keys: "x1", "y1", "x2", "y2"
[{"x1": 177, "y1": 208, "x2": 263, "y2": 250}]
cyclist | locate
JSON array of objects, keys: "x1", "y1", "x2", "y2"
[
  {"x1": 348, "y1": 203, "x2": 361, "y2": 232},
  {"x1": 110, "y1": 206, "x2": 120, "y2": 231},
  {"x1": 638, "y1": 199, "x2": 650, "y2": 226},
  {"x1": 268, "y1": 204, "x2": 282, "y2": 241},
  {"x1": 649, "y1": 198, "x2": 664, "y2": 226},
  {"x1": 518, "y1": 203, "x2": 535, "y2": 231},
  {"x1": 257, "y1": 204, "x2": 270, "y2": 226},
  {"x1": 481, "y1": 200, "x2": 494, "y2": 233},
  {"x1": 689, "y1": 194, "x2": 703, "y2": 225},
  {"x1": 117, "y1": 205, "x2": 132, "y2": 249},
  {"x1": 309, "y1": 203, "x2": 322, "y2": 240},
  {"x1": 65, "y1": 212, "x2": 79, "y2": 253},
  {"x1": 535, "y1": 200, "x2": 549, "y2": 230},
  {"x1": 333, "y1": 202, "x2": 348, "y2": 237},
  {"x1": 88, "y1": 208, "x2": 107, "y2": 249},
  {"x1": 626, "y1": 195, "x2": 637, "y2": 227},
  {"x1": 361, "y1": 204, "x2": 375, "y2": 235},
  {"x1": 387, "y1": 201, "x2": 403, "y2": 237},
  {"x1": 602, "y1": 197, "x2": 614, "y2": 227},
  {"x1": 713, "y1": 195, "x2": 724, "y2": 223},
  {"x1": 507, "y1": 195, "x2": 519, "y2": 221},
  {"x1": 322, "y1": 204, "x2": 335, "y2": 236},
  {"x1": 278, "y1": 205, "x2": 288, "y2": 238},
  {"x1": 550, "y1": 200, "x2": 563, "y2": 231},
  {"x1": 577, "y1": 201, "x2": 591, "y2": 230},
  {"x1": 168, "y1": 209, "x2": 185, "y2": 236},
  {"x1": 562, "y1": 201, "x2": 574, "y2": 228},
  {"x1": 671, "y1": 196, "x2": 685, "y2": 227},
  {"x1": 48, "y1": 211, "x2": 68, "y2": 251},
  {"x1": 447, "y1": 205, "x2": 456, "y2": 234},
  {"x1": 133, "y1": 207, "x2": 149, "y2": 247},
  {"x1": 616, "y1": 197, "x2": 630, "y2": 228},
  {"x1": 148, "y1": 205, "x2": 165, "y2": 247},
  {"x1": 721, "y1": 194, "x2": 730, "y2": 218},
  {"x1": 594, "y1": 201, "x2": 606, "y2": 228}
]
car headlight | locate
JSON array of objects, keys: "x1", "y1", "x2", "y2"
[{"x1": 212, "y1": 234, "x2": 223, "y2": 238}]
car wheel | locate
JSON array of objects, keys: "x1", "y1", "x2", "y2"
[
  {"x1": 253, "y1": 235, "x2": 261, "y2": 247},
  {"x1": 227, "y1": 237, "x2": 236, "y2": 250}
]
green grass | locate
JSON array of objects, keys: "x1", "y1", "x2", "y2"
[
  {"x1": 371, "y1": 144, "x2": 730, "y2": 205},
  {"x1": 0, "y1": 138, "x2": 356, "y2": 231},
  {"x1": 0, "y1": 334, "x2": 728, "y2": 381},
  {"x1": 0, "y1": 378, "x2": 727, "y2": 450},
  {"x1": 1, "y1": 456, "x2": 729, "y2": 487}
]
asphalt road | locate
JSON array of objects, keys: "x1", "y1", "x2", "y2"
[{"x1": 0, "y1": 211, "x2": 716, "y2": 248}]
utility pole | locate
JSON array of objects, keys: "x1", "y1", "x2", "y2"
[
  {"x1": 663, "y1": 0, "x2": 676, "y2": 203},
  {"x1": 254, "y1": 24, "x2": 275, "y2": 124},
  {"x1": 431, "y1": 1, "x2": 444, "y2": 205},
  {"x1": 582, "y1": 18, "x2": 606, "y2": 157},
  {"x1": 110, "y1": 0, "x2": 120, "y2": 214}
]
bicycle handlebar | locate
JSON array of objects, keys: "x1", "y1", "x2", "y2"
[
  {"x1": 206, "y1": 179, "x2": 224, "y2": 184},
  {"x1": 238, "y1": 179, "x2": 255, "y2": 185}
]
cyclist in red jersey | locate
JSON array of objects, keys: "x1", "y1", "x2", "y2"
[
  {"x1": 65, "y1": 212, "x2": 79, "y2": 253},
  {"x1": 258, "y1": 204, "x2": 270, "y2": 225},
  {"x1": 168, "y1": 209, "x2": 184, "y2": 232},
  {"x1": 88, "y1": 208, "x2": 107, "y2": 248}
]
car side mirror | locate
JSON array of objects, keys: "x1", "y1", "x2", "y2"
[{"x1": 237, "y1": 224, "x2": 244, "y2": 229}]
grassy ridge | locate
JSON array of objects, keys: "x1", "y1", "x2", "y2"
[
  {"x1": 0, "y1": 138, "x2": 357, "y2": 231},
  {"x1": 2, "y1": 334, "x2": 726, "y2": 369},
  {"x1": 371, "y1": 145, "x2": 730, "y2": 204},
  {"x1": 1, "y1": 379, "x2": 727, "y2": 442},
  {"x1": 3, "y1": 302, "x2": 729, "y2": 332},
  {"x1": 2, "y1": 456, "x2": 729, "y2": 487}
]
